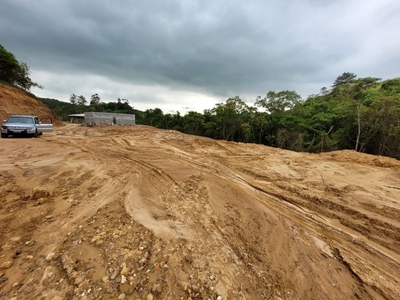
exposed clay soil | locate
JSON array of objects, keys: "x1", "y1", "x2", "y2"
[
  {"x1": 0, "y1": 83, "x2": 62, "y2": 126},
  {"x1": 1, "y1": 84, "x2": 400, "y2": 300},
  {"x1": 0, "y1": 123, "x2": 399, "y2": 300}
]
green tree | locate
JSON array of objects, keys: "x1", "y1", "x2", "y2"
[
  {"x1": 332, "y1": 72, "x2": 357, "y2": 88},
  {"x1": 90, "y1": 93, "x2": 101, "y2": 106},
  {"x1": 365, "y1": 95, "x2": 400, "y2": 158},
  {"x1": 69, "y1": 93, "x2": 77, "y2": 105},
  {"x1": 14, "y1": 61, "x2": 43, "y2": 91},
  {"x1": 77, "y1": 95, "x2": 87, "y2": 106},
  {"x1": 0, "y1": 45, "x2": 42, "y2": 91},
  {"x1": 182, "y1": 111, "x2": 205, "y2": 135},
  {"x1": 352, "y1": 77, "x2": 381, "y2": 151},
  {"x1": 212, "y1": 96, "x2": 253, "y2": 141},
  {"x1": 0, "y1": 45, "x2": 19, "y2": 84},
  {"x1": 332, "y1": 76, "x2": 381, "y2": 151},
  {"x1": 143, "y1": 108, "x2": 164, "y2": 128},
  {"x1": 255, "y1": 90, "x2": 301, "y2": 114}
]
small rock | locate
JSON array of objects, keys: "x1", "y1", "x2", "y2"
[
  {"x1": 121, "y1": 275, "x2": 127, "y2": 284},
  {"x1": 147, "y1": 294, "x2": 154, "y2": 300},
  {"x1": 118, "y1": 293, "x2": 126, "y2": 299},
  {"x1": 46, "y1": 253, "x2": 56, "y2": 261},
  {"x1": 121, "y1": 266, "x2": 130, "y2": 275},
  {"x1": 74, "y1": 276, "x2": 84, "y2": 285},
  {"x1": 0, "y1": 260, "x2": 13, "y2": 270},
  {"x1": 32, "y1": 187, "x2": 50, "y2": 200},
  {"x1": 91, "y1": 236, "x2": 101, "y2": 243},
  {"x1": 25, "y1": 240, "x2": 36, "y2": 247},
  {"x1": 181, "y1": 281, "x2": 188, "y2": 291},
  {"x1": 36, "y1": 198, "x2": 45, "y2": 205},
  {"x1": 26, "y1": 255, "x2": 33, "y2": 260},
  {"x1": 10, "y1": 237, "x2": 21, "y2": 243},
  {"x1": 110, "y1": 270, "x2": 119, "y2": 280}
]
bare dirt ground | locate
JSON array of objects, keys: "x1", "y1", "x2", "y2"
[{"x1": 0, "y1": 124, "x2": 399, "y2": 300}]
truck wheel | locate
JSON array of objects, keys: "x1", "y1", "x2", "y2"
[{"x1": 1, "y1": 133, "x2": 8, "y2": 138}]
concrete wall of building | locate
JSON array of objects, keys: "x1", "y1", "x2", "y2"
[{"x1": 84, "y1": 112, "x2": 135, "y2": 126}]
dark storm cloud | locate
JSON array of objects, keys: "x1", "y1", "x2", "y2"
[{"x1": 1, "y1": 0, "x2": 399, "y2": 110}]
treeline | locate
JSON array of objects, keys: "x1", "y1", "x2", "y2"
[
  {"x1": 40, "y1": 73, "x2": 400, "y2": 160},
  {"x1": 39, "y1": 93, "x2": 139, "y2": 121},
  {"x1": 139, "y1": 73, "x2": 400, "y2": 160}
]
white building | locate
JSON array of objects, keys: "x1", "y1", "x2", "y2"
[{"x1": 68, "y1": 112, "x2": 135, "y2": 126}]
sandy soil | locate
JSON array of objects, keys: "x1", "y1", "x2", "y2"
[{"x1": 0, "y1": 124, "x2": 399, "y2": 300}]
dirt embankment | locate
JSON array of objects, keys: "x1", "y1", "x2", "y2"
[
  {"x1": 0, "y1": 83, "x2": 62, "y2": 125},
  {"x1": 0, "y1": 124, "x2": 399, "y2": 300}
]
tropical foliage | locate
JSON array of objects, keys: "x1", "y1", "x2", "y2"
[
  {"x1": 0, "y1": 45, "x2": 42, "y2": 91},
  {"x1": 137, "y1": 74, "x2": 400, "y2": 160}
]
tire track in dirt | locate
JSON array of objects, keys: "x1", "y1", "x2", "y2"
[{"x1": 2, "y1": 125, "x2": 399, "y2": 299}]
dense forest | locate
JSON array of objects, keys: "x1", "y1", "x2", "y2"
[
  {"x1": 140, "y1": 74, "x2": 400, "y2": 160},
  {"x1": 1, "y1": 44, "x2": 399, "y2": 159}
]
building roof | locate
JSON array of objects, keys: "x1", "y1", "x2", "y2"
[{"x1": 67, "y1": 114, "x2": 85, "y2": 117}]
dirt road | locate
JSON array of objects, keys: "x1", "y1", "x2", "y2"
[{"x1": 0, "y1": 124, "x2": 399, "y2": 299}]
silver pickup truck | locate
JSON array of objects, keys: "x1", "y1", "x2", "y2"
[{"x1": 1, "y1": 115, "x2": 53, "y2": 138}]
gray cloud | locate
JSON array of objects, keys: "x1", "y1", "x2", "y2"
[{"x1": 1, "y1": 0, "x2": 399, "y2": 112}]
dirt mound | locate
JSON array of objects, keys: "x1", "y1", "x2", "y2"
[
  {"x1": 0, "y1": 124, "x2": 399, "y2": 299},
  {"x1": 324, "y1": 150, "x2": 400, "y2": 169},
  {"x1": 0, "y1": 83, "x2": 62, "y2": 126}
]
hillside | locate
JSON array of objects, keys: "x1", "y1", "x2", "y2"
[
  {"x1": 0, "y1": 83, "x2": 62, "y2": 125},
  {"x1": 0, "y1": 89, "x2": 399, "y2": 300}
]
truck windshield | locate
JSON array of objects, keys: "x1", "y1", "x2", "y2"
[{"x1": 7, "y1": 117, "x2": 34, "y2": 124}]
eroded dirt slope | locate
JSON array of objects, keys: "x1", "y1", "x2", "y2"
[
  {"x1": 0, "y1": 124, "x2": 399, "y2": 300},
  {"x1": 0, "y1": 84, "x2": 62, "y2": 125}
]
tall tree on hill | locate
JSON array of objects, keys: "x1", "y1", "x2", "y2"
[
  {"x1": 212, "y1": 96, "x2": 254, "y2": 141},
  {"x1": 0, "y1": 44, "x2": 43, "y2": 91},
  {"x1": 69, "y1": 93, "x2": 77, "y2": 105},
  {"x1": 332, "y1": 72, "x2": 357, "y2": 88},
  {"x1": 77, "y1": 95, "x2": 87, "y2": 106},
  {"x1": 0, "y1": 45, "x2": 19, "y2": 83},
  {"x1": 255, "y1": 90, "x2": 301, "y2": 114},
  {"x1": 352, "y1": 77, "x2": 381, "y2": 151},
  {"x1": 332, "y1": 74, "x2": 381, "y2": 151},
  {"x1": 90, "y1": 93, "x2": 101, "y2": 106}
]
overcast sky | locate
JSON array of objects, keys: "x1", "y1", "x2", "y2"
[{"x1": 1, "y1": 0, "x2": 399, "y2": 113}]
